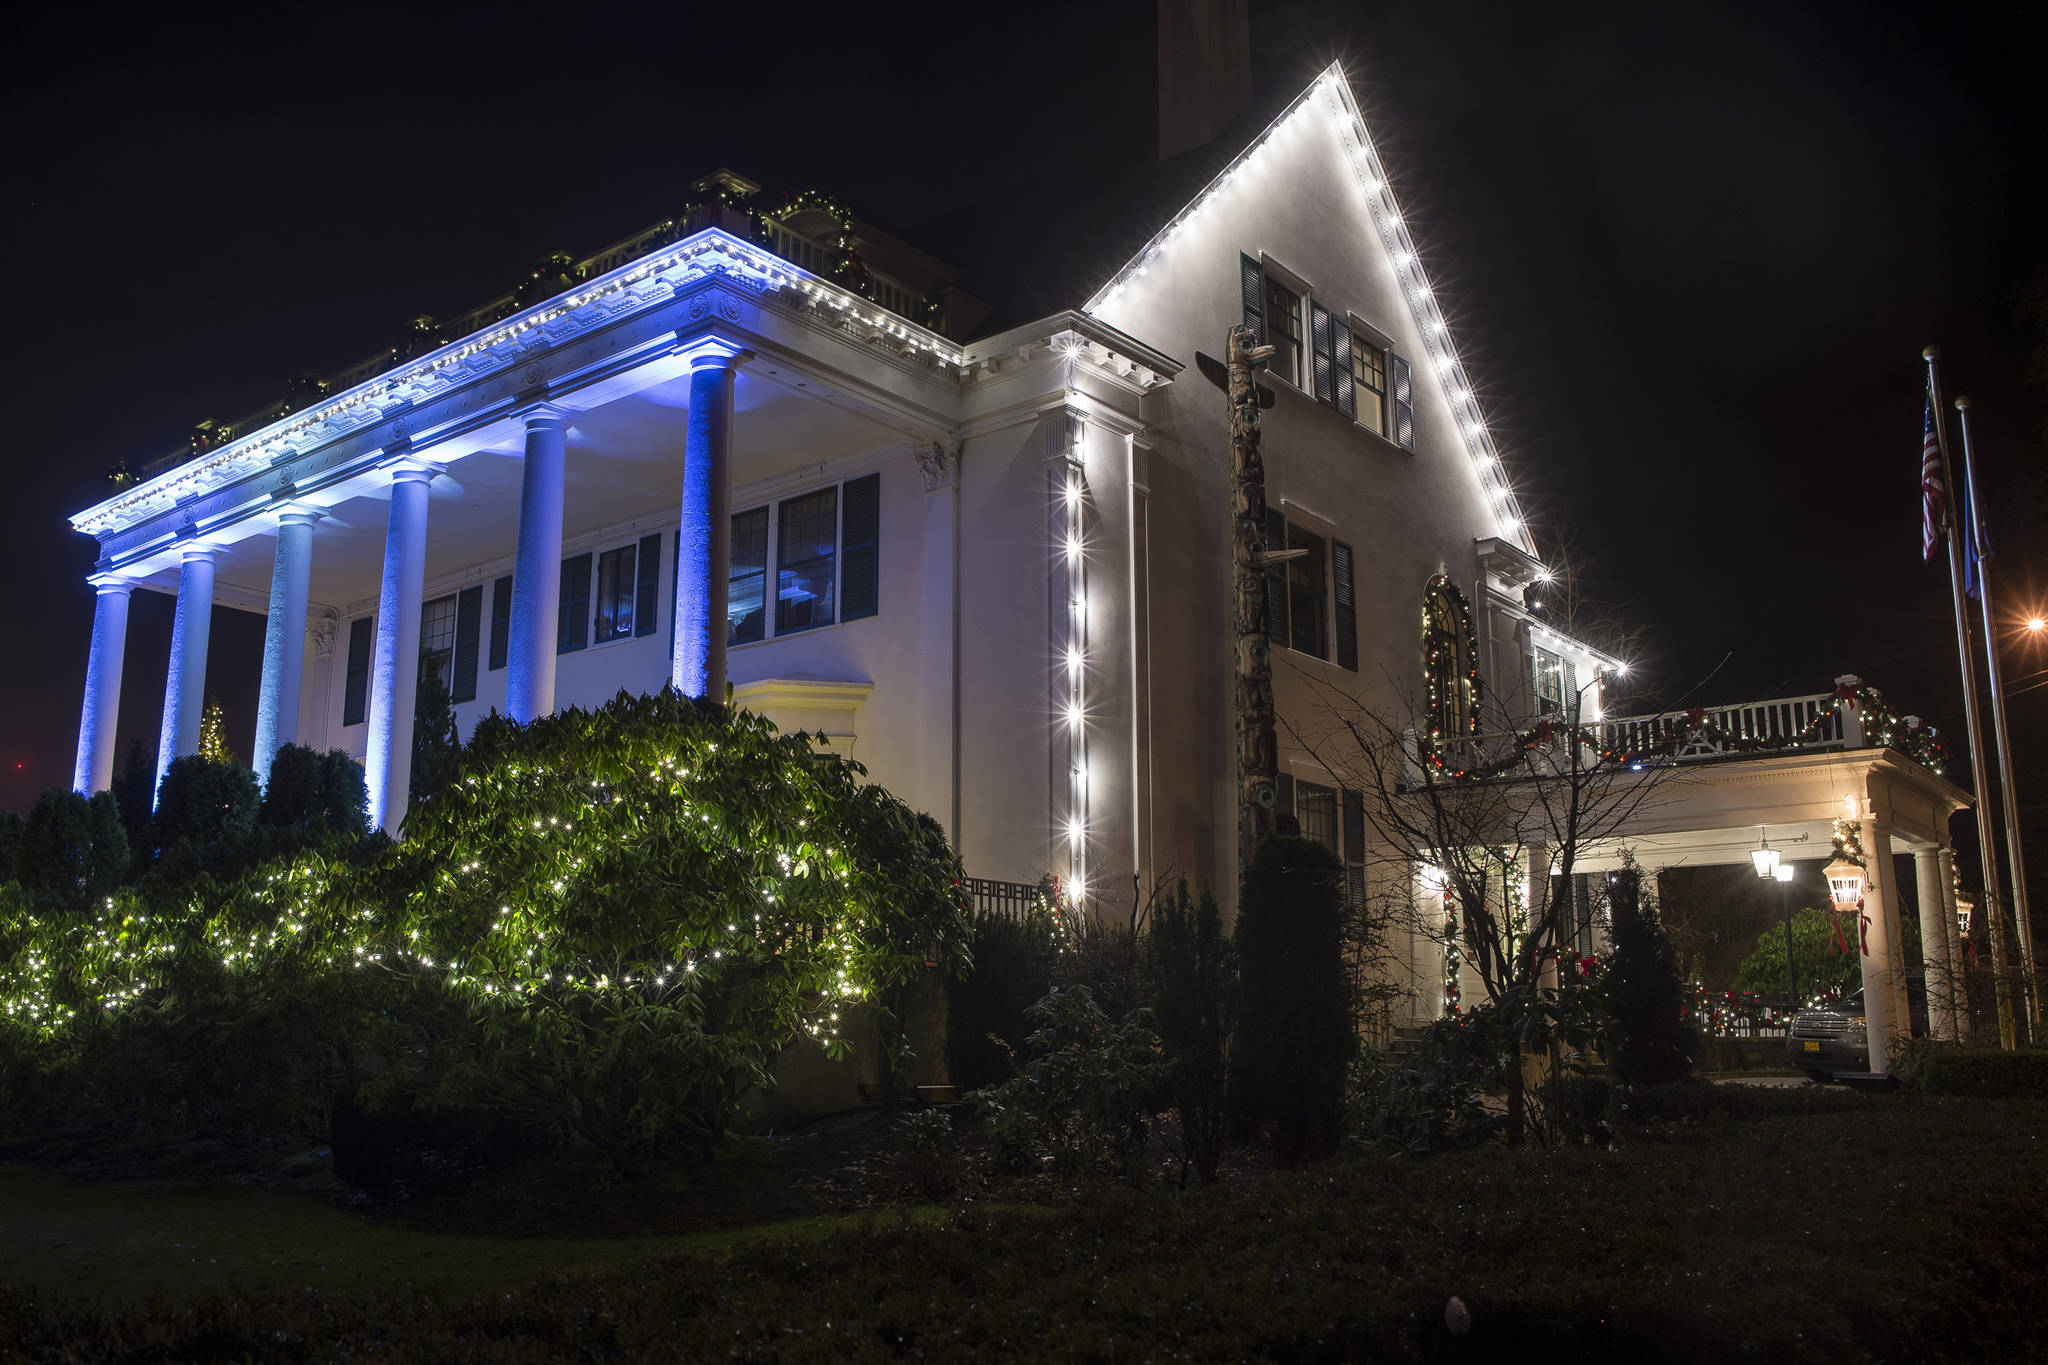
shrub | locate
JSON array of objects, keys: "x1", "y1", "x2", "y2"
[
  {"x1": 409, "y1": 669, "x2": 462, "y2": 810},
  {"x1": 973, "y1": 985, "x2": 1163, "y2": 1178},
  {"x1": 0, "y1": 810, "x2": 23, "y2": 882},
  {"x1": 1600, "y1": 867, "x2": 1695, "y2": 1086},
  {"x1": 145, "y1": 755, "x2": 260, "y2": 868},
  {"x1": 14, "y1": 789, "x2": 128, "y2": 915},
  {"x1": 1732, "y1": 906, "x2": 1861, "y2": 1002},
  {"x1": 260, "y1": 745, "x2": 370, "y2": 841},
  {"x1": 1144, "y1": 880, "x2": 1233, "y2": 1183},
  {"x1": 1231, "y1": 834, "x2": 1351, "y2": 1166},
  {"x1": 0, "y1": 691, "x2": 972, "y2": 1173},
  {"x1": 946, "y1": 898, "x2": 1061, "y2": 1090},
  {"x1": 1917, "y1": 1047, "x2": 2048, "y2": 1097}
]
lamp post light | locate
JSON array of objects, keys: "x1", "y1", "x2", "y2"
[
  {"x1": 1752, "y1": 830, "x2": 1792, "y2": 1013},
  {"x1": 1774, "y1": 860, "x2": 1797, "y2": 1007},
  {"x1": 1824, "y1": 853, "x2": 1886, "y2": 1073}
]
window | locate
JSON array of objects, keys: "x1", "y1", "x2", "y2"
[
  {"x1": 1422, "y1": 575, "x2": 1481, "y2": 742},
  {"x1": 418, "y1": 593, "x2": 457, "y2": 689},
  {"x1": 558, "y1": 554, "x2": 590, "y2": 654},
  {"x1": 1263, "y1": 275, "x2": 1302, "y2": 388},
  {"x1": 1297, "y1": 781, "x2": 1338, "y2": 852},
  {"x1": 1534, "y1": 647, "x2": 1565, "y2": 716},
  {"x1": 342, "y1": 616, "x2": 373, "y2": 726},
  {"x1": 1263, "y1": 510, "x2": 1354, "y2": 667},
  {"x1": 1352, "y1": 334, "x2": 1388, "y2": 437},
  {"x1": 633, "y1": 532, "x2": 661, "y2": 638},
  {"x1": 594, "y1": 543, "x2": 638, "y2": 642},
  {"x1": 451, "y1": 585, "x2": 483, "y2": 704},
  {"x1": 487, "y1": 576, "x2": 512, "y2": 671},
  {"x1": 776, "y1": 487, "x2": 839, "y2": 635},
  {"x1": 1286, "y1": 522, "x2": 1327, "y2": 659},
  {"x1": 729, "y1": 507, "x2": 769, "y2": 645}
]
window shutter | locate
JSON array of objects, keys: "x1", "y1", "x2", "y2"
[
  {"x1": 1239, "y1": 253, "x2": 1265, "y2": 343},
  {"x1": 1342, "y1": 787, "x2": 1367, "y2": 913},
  {"x1": 451, "y1": 585, "x2": 483, "y2": 703},
  {"x1": 1263, "y1": 507, "x2": 1287, "y2": 645},
  {"x1": 840, "y1": 472, "x2": 880, "y2": 621},
  {"x1": 1332, "y1": 326, "x2": 1355, "y2": 419},
  {"x1": 1390, "y1": 351, "x2": 1415, "y2": 451},
  {"x1": 634, "y1": 533, "x2": 661, "y2": 637},
  {"x1": 558, "y1": 554, "x2": 590, "y2": 654},
  {"x1": 1309, "y1": 301, "x2": 1335, "y2": 404},
  {"x1": 487, "y1": 575, "x2": 512, "y2": 671},
  {"x1": 1276, "y1": 772, "x2": 1294, "y2": 823},
  {"x1": 1332, "y1": 539, "x2": 1358, "y2": 671},
  {"x1": 342, "y1": 617, "x2": 374, "y2": 727}
]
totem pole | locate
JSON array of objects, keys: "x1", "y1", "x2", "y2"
[{"x1": 1222, "y1": 324, "x2": 1299, "y2": 870}]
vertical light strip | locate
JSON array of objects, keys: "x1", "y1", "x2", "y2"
[{"x1": 1062, "y1": 422, "x2": 1089, "y2": 907}]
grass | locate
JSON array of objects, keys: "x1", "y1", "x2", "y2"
[
  {"x1": 1, "y1": 1089, "x2": 2044, "y2": 1360},
  {"x1": 0, "y1": 1163, "x2": 973, "y2": 1309}
]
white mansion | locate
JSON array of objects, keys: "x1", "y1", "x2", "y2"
[{"x1": 75, "y1": 66, "x2": 1972, "y2": 1048}]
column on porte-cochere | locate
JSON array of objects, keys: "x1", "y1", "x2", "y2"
[
  {"x1": 154, "y1": 544, "x2": 220, "y2": 801},
  {"x1": 252, "y1": 509, "x2": 321, "y2": 788},
  {"x1": 672, "y1": 344, "x2": 747, "y2": 700},
  {"x1": 1914, "y1": 848, "x2": 1962, "y2": 1041},
  {"x1": 72, "y1": 577, "x2": 133, "y2": 795},
  {"x1": 506, "y1": 406, "x2": 568, "y2": 723},
  {"x1": 1857, "y1": 816, "x2": 1910, "y2": 1073},
  {"x1": 365, "y1": 466, "x2": 435, "y2": 835},
  {"x1": 1527, "y1": 839, "x2": 1557, "y2": 993}
]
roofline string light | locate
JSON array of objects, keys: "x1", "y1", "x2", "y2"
[{"x1": 1082, "y1": 62, "x2": 1535, "y2": 558}]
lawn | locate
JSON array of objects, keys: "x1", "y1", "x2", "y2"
[{"x1": 1, "y1": 1087, "x2": 2043, "y2": 1361}]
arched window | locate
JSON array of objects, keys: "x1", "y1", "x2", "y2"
[{"x1": 1422, "y1": 575, "x2": 1482, "y2": 744}]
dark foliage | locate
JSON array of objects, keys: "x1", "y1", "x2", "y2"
[
  {"x1": 259, "y1": 744, "x2": 371, "y2": 841},
  {"x1": 1144, "y1": 880, "x2": 1234, "y2": 1183},
  {"x1": 144, "y1": 755, "x2": 260, "y2": 867},
  {"x1": 0, "y1": 810, "x2": 22, "y2": 883},
  {"x1": 1917, "y1": 1047, "x2": 2048, "y2": 1097},
  {"x1": 1231, "y1": 834, "x2": 1351, "y2": 1166},
  {"x1": 13, "y1": 788, "x2": 128, "y2": 915},
  {"x1": 409, "y1": 668, "x2": 462, "y2": 810},
  {"x1": 946, "y1": 904, "x2": 1058, "y2": 1090},
  {"x1": 1600, "y1": 870, "x2": 1696, "y2": 1086},
  {"x1": 109, "y1": 736, "x2": 155, "y2": 842}
]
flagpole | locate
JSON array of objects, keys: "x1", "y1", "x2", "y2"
[
  {"x1": 1924, "y1": 346, "x2": 2016, "y2": 1049},
  {"x1": 1955, "y1": 393, "x2": 2039, "y2": 1034}
]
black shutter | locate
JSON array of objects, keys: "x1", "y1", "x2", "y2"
[
  {"x1": 634, "y1": 533, "x2": 661, "y2": 637},
  {"x1": 1332, "y1": 325, "x2": 1355, "y2": 419},
  {"x1": 1276, "y1": 772, "x2": 1294, "y2": 823},
  {"x1": 1332, "y1": 539, "x2": 1358, "y2": 671},
  {"x1": 342, "y1": 617, "x2": 373, "y2": 726},
  {"x1": 558, "y1": 553, "x2": 590, "y2": 654},
  {"x1": 1390, "y1": 351, "x2": 1415, "y2": 451},
  {"x1": 841, "y1": 472, "x2": 880, "y2": 621},
  {"x1": 487, "y1": 575, "x2": 512, "y2": 671},
  {"x1": 1342, "y1": 787, "x2": 1366, "y2": 913},
  {"x1": 1263, "y1": 507, "x2": 1287, "y2": 646},
  {"x1": 1239, "y1": 253, "x2": 1265, "y2": 343},
  {"x1": 1309, "y1": 301, "x2": 1335, "y2": 404},
  {"x1": 451, "y1": 585, "x2": 483, "y2": 703}
]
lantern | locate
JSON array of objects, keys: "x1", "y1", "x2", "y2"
[
  {"x1": 1823, "y1": 856, "x2": 1864, "y2": 909},
  {"x1": 1955, "y1": 890, "x2": 1975, "y2": 941},
  {"x1": 1750, "y1": 828, "x2": 1780, "y2": 879}
]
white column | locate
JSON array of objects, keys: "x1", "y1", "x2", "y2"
[
  {"x1": 72, "y1": 577, "x2": 133, "y2": 795},
  {"x1": 1915, "y1": 849, "x2": 1961, "y2": 1041},
  {"x1": 366, "y1": 467, "x2": 435, "y2": 834},
  {"x1": 154, "y1": 545, "x2": 219, "y2": 800},
  {"x1": 1526, "y1": 839, "x2": 1557, "y2": 993},
  {"x1": 252, "y1": 509, "x2": 320, "y2": 787},
  {"x1": 506, "y1": 407, "x2": 568, "y2": 723},
  {"x1": 672, "y1": 344, "x2": 747, "y2": 699},
  {"x1": 1938, "y1": 847, "x2": 1970, "y2": 1041},
  {"x1": 1858, "y1": 817, "x2": 1907, "y2": 1073},
  {"x1": 916, "y1": 443, "x2": 960, "y2": 844}
]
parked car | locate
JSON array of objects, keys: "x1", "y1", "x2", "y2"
[{"x1": 1787, "y1": 989, "x2": 1869, "y2": 1080}]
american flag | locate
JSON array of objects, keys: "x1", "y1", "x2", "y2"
[{"x1": 1921, "y1": 392, "x2": 1945, "y2": 561}]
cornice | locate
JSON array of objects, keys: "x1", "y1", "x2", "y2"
[{"x1": 73, "y1": 230, "x2": 977, "y2": 542}]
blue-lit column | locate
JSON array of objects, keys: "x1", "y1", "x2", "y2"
[
  {"x1": 252, "y1": 508, "x2": 321, "y2": 788},
  {"x1": 154, "y1": 545, "x2": 219, "y2": 800},
  {"x1": 72, "y1": 577, "x2": 133, "y2": 795},
  {"x1": 672, "y1": 343, "x2": 748, "y2": 699},
  {"x1": 365, "y1": 466, "x2": 435, "y2": 834},
  {"x1": 506, "y1": 406, "x2": 568, "y2": 723}
]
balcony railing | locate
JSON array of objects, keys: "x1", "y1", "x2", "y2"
[{"x1": 1598, "y1": 691, "x2": 1842, "y2": 763}]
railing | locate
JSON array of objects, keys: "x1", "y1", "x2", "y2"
[
  {"x1": 965, "y1": 877, "x2": 1039, "y2": 920},
  {"x1": 1599, "y1": 692, "x2": 1842, "y2": 763}
]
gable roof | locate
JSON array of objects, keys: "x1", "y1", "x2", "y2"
[{"x1": 1082, "y1": 63, "x2": 1536, "y2": 561}]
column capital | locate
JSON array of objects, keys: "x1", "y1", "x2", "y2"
[
  {"x1": 87, "y1": 573, "x2": 135, "y2": 596},
  {"x1": 388, "y1": 460, "x2": 444, "y2": 488},
  {"x1": 676, "y1": 336, "x2": 752, "y2": 371},
  {"x1": 513, "y1": 400, "x2": 574, "y2": 431},
  {"x1": 275, "y1": 506, "x2": 325, "y2": 530},
  {"x1": 177, "y1": 542, "x2": 223, "y2": 565}
]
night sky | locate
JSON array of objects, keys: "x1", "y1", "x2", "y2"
[{"x1": 6, "y1": 2, "x2": 2045, "y2": 836}]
